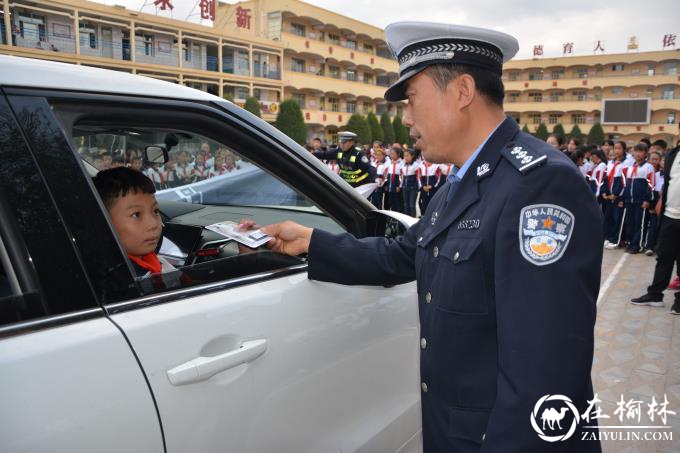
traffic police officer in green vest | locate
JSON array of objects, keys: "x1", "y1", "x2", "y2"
[{"x1": 313, "y1": 131, "x2": 373, "y2": 187}]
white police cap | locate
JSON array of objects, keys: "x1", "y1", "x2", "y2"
[
  {"x1": 338, "y1": 131, "x2": 358, "y2": 141},
  {"x1": 384, "y1": 22, "x2": 519, "y2": 101}
]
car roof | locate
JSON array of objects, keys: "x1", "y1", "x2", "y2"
[{"x1": 0, "y1": 55, "x2": 222, "y2": 102}]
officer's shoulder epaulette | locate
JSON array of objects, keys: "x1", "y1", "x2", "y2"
[{"x1": 499, "y1": 139, "x2": 548, "y2": 175}]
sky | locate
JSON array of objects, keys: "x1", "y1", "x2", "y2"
[{"x1": 93, "y1": 0, "x2": 680, "y2": 59}]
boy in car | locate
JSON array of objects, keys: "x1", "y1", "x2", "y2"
[{"x1": 93, "y1": 167, "x2": 174, "y2": 278}]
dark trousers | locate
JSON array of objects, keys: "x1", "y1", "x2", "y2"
[
  {"x1": 402, "y1": 187, "x2": 417, "y2": 217},
  {"x1": 370, "y1": 187, "x2": 384, "y2": 210},
  {"x1": 386, "y1": 191, "x2": 403, "y2": 213},
  {"x1": 624, "y1": 201, "x2": 647, "y2": 251},
  {"x1": 647, "y1": 216, "x2": 680, "y2": 300},
  {"x1": 604, "y1": 199, "x2": 625, "y2": 244},
  {"x1": 419, "y1": 188, "x2": 436, "y2": 215},
  {"x1": 645, "y1": 212, "x2": 659, "y2": 251}
]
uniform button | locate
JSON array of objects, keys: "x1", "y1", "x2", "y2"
[
  {"x1": 453, "y1": 251, "x2": 460, "y2": 262},
  {"x1": 418, "y1": 236, "x2": 423, "y2": 242},
  {"x1": 420, "y1": 338, "x2": 427, "y2": 349},
  {"x1": 482, "y1": 433, "x2": 486, "y2": 441},
  {"x1": 433, "y1": 246, "x2": 439, "y2": 258},
  {"x1": 421, "y1": 382, "x2": 428, "y2": 392},
  {"x1": 425, "y1": 292, "x2": 432, "y2": 303}
]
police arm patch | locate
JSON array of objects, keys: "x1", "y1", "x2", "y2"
[{"x1": 518, "y1": 204, "x2": 575, "y2": 266}]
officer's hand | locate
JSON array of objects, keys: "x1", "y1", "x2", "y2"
[
  {"x1": 642, "y1": 201, "x2": 650, "y2": 210},
  {"x1": 397, "y1": 187, "x2": 401, "y2": 192},
  {"x1": 262, "y1": 221, "x2": 313, "y2": 256}
]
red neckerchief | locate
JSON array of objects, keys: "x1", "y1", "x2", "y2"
[
  {"x1": 129, "y1": 253, "x2": 162, "y2": 274},
  {"x1": 607, "y1": 160, "x2": 621, "y2": 188}
]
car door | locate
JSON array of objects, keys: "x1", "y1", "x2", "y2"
[
  {"x1": 20, "y1": 89, "x2": 422, "y2": 453},
  {"x1": 0, "y1": 94, "x2": 163, "y2": 452}
]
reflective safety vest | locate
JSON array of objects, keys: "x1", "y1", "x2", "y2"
[{"x1": 336, "y1": 148, "x2": 371, "y2": 187}]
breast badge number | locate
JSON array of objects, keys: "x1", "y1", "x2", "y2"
[{"x1": 519, "y1": 204, "x2": 575, "y2": 266}]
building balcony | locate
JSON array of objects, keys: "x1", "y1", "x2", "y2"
[
  {"x1": 285, "y1": 70, "x2": 388, "y2": 100},
  {"x1": 504, "y1": 74, "x2": 680, "y2": 91},
  {"x1": 281, "y1": 32, "x2": 397, "y2": 74},
  {"x1": 301, "y1": 108, "x2": 351, "y2": 127},
  {"x1": 505, "y1": 99, "x2": 601, "y2": 113}
]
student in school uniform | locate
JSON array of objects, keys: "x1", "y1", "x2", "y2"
[
  {"x1": 604, "y1": 141, "x2": 629, "y2": 249},
  {"x1": 384, "y1": 146, "x2": 403, "y2": 213},
  {"x1": 588, "y1": 148, "x2": 608, "y2": 209},
  {"x1": 418, "y1": 158, "x2": 441, "y2": 215},
  {"x1": 644, "y1": 150, "x2": 663, "y2": 255},
  {"x1": 144, "y1": 163, "x2": 163, "y2": 190},
  {"x1": 370, "y1": 148, "x2": 388, "y2": 209},
  {"x1": 400, "y1": 148, "x2": 419, "y2": 217},
  {"x1": 191, "y1": 153, "x2": 210, "y2": 182},
  {"x1": 622, "y1": 142, "x2": 655, "y2": 254},
  {"x1": 161, "y1": 159, "x2": 181, "y2": 189},
  {"x1": 326, "y1": 159, "x2": 341, "y2": 175},
  {"x1": 438, "y1": 162, "x2": 453, "y2": 187},
  {"x1": 175, "y1": 150, "x2": 194, "y2": 185}
]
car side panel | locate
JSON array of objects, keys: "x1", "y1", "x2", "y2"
[
  {"x1": 0, "y1": 318, "x2": 164, "y2": 452},
  {"x1": 112, "y1": 274, "x2": 420, "y2": 453}
]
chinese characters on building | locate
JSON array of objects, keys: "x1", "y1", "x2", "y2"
[
  {"x1": 236, "y1": 6, "x2": 252, "y2": 30},
  {"x1": 199, "y1": 0, "x2": 215, "y2": 21}
]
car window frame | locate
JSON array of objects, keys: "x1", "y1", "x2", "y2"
[{"x1": 3, "y1": 87, "x2": 379, "y2": 314}]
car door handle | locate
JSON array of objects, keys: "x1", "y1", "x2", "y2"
[{"x1": 166, "y1": 339, "x2": 267, "y2": 386}]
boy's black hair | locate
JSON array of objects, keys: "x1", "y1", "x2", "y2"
[
  {"x1": 639, "y1": 138, "x2": 651, "y2": 147},
  {"x1": 633, "y1": 142, "x2": 648, "y2": 152},
  {"x1": 591, "y1": 148, "x2": 608, "y2": 165},
  {"x1": 604, "y1": 139, "x2": 615, "y2": 147},
  {"x1": 652, "y1": 139, "x2": 668, "y2": 150},
  {"x1": 93, "y1": 167, "x2": 156, "y2": 209}
]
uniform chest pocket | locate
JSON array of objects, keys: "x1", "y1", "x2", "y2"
[{"x1": 433, "y1": 237, "x2": 489, "y2": 315}]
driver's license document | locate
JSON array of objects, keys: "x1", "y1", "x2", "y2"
[{"x1": 206, "y1": 221, "x2": 271, "y2": 248}]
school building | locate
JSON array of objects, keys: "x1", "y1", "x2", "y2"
[{"x1": 1, "y1": 0, "x2": 679, "y2": 145}]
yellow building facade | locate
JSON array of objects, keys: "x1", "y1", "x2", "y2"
[{"x1": 2, "y1": 0, "x2": 678, "y2": 145}]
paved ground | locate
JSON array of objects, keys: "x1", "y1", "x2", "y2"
[{"x1": 594, "y1": 248, "x2": 680, "y2": 452}]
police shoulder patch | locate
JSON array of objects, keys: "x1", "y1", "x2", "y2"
[
  {"x1": 519, "y1": 204, "x2": 575, "y2": 266},
  {"x1": 500, "y1": 142, "x2": 547, "y2": 174},
  {"x1": 361, "y1": 155, "x2": 369, "y2": 164}
]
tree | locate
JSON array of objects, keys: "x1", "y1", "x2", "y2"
[
  {"x1": 344, "y1": 113, "x2": 372, "y2": 145},
  {"x1": 380, "y1": 112, "x2": 395, "y2": 145},
  {"x1": 552, "y1": 123, "x2": 565, "y2": 138},
  {"x1": 274, "y1": 100, "x2": 307, "y2": 145},
  {"x1": 366, "y1": 112, "x2": 383, "y2": 144},
  {"x1": 522, "y1": 124, "x2": 531, "y2": 134},
  {"x1": 568, "y1": 125, "x2": 584, "y2": 143},
  {"x1": 244, "y1": 96, "x2": 261, "y2": 118},
  {"x1": 587, "y1": 122, "x2": 605, "y2": 146},
  {"x1": 535, "y1": 123, "x2": 549, "y2": 141},
  {"x1": 393, "y1": 113, "x2": 409, "y2": 145}
]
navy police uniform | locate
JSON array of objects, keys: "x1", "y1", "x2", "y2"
[
  {"x1": 307, "y1": 22, "x2": 604, "y2": 453},
  {"x1": 313, "y1": 131, "x2": 373, "y2": 187}
]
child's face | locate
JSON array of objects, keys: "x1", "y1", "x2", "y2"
[
  {"x1": 634, "y1": 149, "x2": 647, "y2": 163},
  {"x1": 108, "y1": 191, "x2": 162, "y2": 258},
  {"x1": 196, "y1": 154, "x2": 205, "y2": 165},
  {"x1": 130, "y1": 159, "x2": 143, "y2": 171},
  {"x1": 648, "y1": 153, "x2": 660, "y2": 169},
  {"x1": 591, "y1": 154, "x2": 601, "y2": 164},
  {"x1": 404, "y1": 153, "x2": 413, "y2": 163},
  {"x1": 165, "y1": 160, "x2": 176, "y2": 170},
  {"x1": 390, "y1": 150, "x2": 399, "y2": 161}
]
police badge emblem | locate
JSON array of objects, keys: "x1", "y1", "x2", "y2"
[{"x1": 519, "y1": 204, "x2": 574, "y2": 266}]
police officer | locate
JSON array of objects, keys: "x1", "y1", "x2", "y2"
[
  {"x1": 262, "y1": 22, "x2": 602, "y2": 452},
  {"x1": 313, "y1": 131, "x2": 373, "y2": 187}
]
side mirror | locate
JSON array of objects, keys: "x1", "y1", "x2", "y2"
[{"x1": 145, "y1": 146, "x2": 168, "y2": 164}]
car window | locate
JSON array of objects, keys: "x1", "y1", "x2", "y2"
[{"x1": 62, "y1": 120, "x2": 346, "y2": 301}]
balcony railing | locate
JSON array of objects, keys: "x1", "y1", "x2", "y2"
[{"x1": 504, "y1": 71, "x2": 678, "y2": 82}]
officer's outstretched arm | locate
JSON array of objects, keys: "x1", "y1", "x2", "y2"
[{"x1": 481, "y1": 162, "x2": 602, "y2": 452}]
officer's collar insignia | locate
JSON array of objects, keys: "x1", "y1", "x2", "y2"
[
  {"x1": 430, "y1": 211, "x2": 438, "y2": 225},
  {"x1": 500, "y1": 143, "x2": 547, "y2": 174},
  {"x1": 458, "y1": 219, "x2": 480, "y2": 230},
  {"x1": 519, "y1": 204, "x2": 574, "y2": 266},
  {"x1": 476, "y1": 163, "x2": 490, "y2": 177}
]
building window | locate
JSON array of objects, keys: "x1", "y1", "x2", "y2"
[
  {"x1": 573, "y1": 90, "x2": 587, "y2": 101},
  {"x1": 612, "y1": 64, "x2": 624, "y2": 71},
  {"x1": 508, "y1": 71, "x2": 520, "y2": 81},
  {"x1": 646, "y1": 88, "x2": 654, "y2": 97},
  {"x1": 664, "y1": 62, "x2": 678, "y2": 75},
  {"x1": 363, "y1": 102, "x2": 373, "y2": 113},
  {"x1": 611, "y1": 87, "x2": 624, "y2": 95},
  {"x1": 528, "y1": 92, "x2": 542, "y2": 103},
  {"x1": 291, "y1": 23, "x2": 305, "y2": 37},
  {"x1": 662, "y1": 86, "x2": 675, "y2": 99},
  {"x1": 363, "y1": 73, "x2": 374, "y2": 84},
  {"x1": 345, "y1": 100, "x2": 356, "y2": 113},
  {"x1": 572, "y1": 114, "x2": 586, "y2": 124},
  {"x1": 328, "y1": 97, "x2": 339, "y2": 112},
  {"x1": 143, "y1": 35, "x2": 154, "y2": 56},
  {"x1": 363, "y1": 43, "x2": 373, "y2": 53},
  {"x1": 329, "y1": 66, "x2": 340, "y2": 79},
  {"x1": 328, "y1": 33, "x2": 340, "y2": 45},
  {"x1": 549, "y1": 92, "x2": 562, "y2": 102},
  {"x1": 344, "y1": 39, "x2": 357, "y2": 50},
  {"x1": 575, "y1": 68, "x2": 588, "y2": 78},
  {"x1": 550, "y1": 70, "x2": 563, "y2": 80},
  {"x1": 346, "y1": 69, "x2": 357, "y2": 81},
  {"x1": 291, "y1": 93, "x2": 305, "y2": 109},
  {"x1": 184, "y1": 44, "x2": 191, "y2": 62},
  {"x1": 548, "y1": 114, "x2": 562, "y2": 125},
  {"x1": 668, "y1": 112, "x2": 676, "y2": 124},
  {"x1": 529, "y1": 114, "x2": 542, "y2": 125},
  {"x1": 291, "y1": 58, "x2": 305, "y2": 73},
  {"x1": 507, "y1": 92, "x2": 520, "y2": 103},
  {"x1": 528, "y1": 71, "x2": 543, "y2": 81}
]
